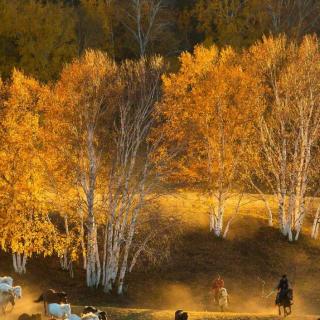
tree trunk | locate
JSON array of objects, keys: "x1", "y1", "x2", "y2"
[
  {"x1": 60, "y1": 215, "x2": 69, "y2": 271},
  {"x1": 117, "y1": 211, "x2": 138, "y2": 295},
  {"x1": 277, "y1": 191, "x2": 286, "y2": 235},
  {"x1": 80, "y1": 211, "x2": 87, "y2": 270},
  {"x1": 86, "y1": 219, "x2": 100, "y2": 287},
  {"x1": 213, "y1": 207, "x2": 224, "y2": 237},
  {"x1": 311, "y1": 206, "x2": 320, "y2": 239},
  {"x1": 12, "y1": 253, "x2": 27, "y2": 274}
]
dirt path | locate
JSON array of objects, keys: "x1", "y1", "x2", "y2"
[{"x1": 72, "y1": 306, "x2": 319, "y2": 320}]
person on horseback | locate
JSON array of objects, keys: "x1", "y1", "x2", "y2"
[
  {"x1": 276, "y1": 275, "x2": 291, "y2": 305},
  {"x1": 212, "y1": 274, "x2": 224, "y2": 304}
]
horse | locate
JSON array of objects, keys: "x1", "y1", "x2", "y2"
[
  {"x1": 82, "y1": 306, "x2": 98, "y2": 314},
  {"x1": 81, "y1": 313, "x2": 100, "y2": 320},
  {"x1": 276, "y1": 289, "x2": 293, "y2": 317},
  {"x1": 47, "y1": 303, "x2": 71, "y2": 319},
  {"x1": 175, "y1": 310, "x2": 188, "y2": 320},
  {"x1": 217, "y1": 287, "x2": 229, "y2": 312},
  {"x1": 18, "y1": 313, "x2": 42, "y2": 320},
  {"x1": 97, "y1": 311, "x2": 107, "y2": 320},
  {"x1": 0, "y1": 276, "x2": 13, "y2": 287},
  {"x1": 34, "y1": 289, "x2": 68, "y2": 315},
  {"x1": 0, "y1": 291, "x2": 15, "y2": 314},
  {"x1": 0, "y1": 283, "x2": 22, "y2": 297},
  {"x1": 82, "y1": 306, "x2": 107, "y2": 320}
]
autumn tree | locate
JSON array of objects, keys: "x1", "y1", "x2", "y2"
[
  {"x1": 247, "y1": 35, "x2": 320, "y2": 241},
  {"x1": 0, "y1": 0, "x2": 78, "y2": 81},
  {"x1": 155, "y1": 45, "x2": 262, "y2": 237},
  {"x1": 0, "y1": 70, "x2": 62, "y2": 273},
  {"x1": 50, "y1": 50, "x2": 120, "y2": 287},
  {"x1": 266, "y1": 0, "x2": 320, "y2": 41},
  {"x1": 193, "y1": 0, "x2": 269, "y2": 48},
  {"x1": 101, "y1": 56, "x2": 166, "y2": 294}
]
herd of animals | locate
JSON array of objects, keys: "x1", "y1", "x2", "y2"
[
  {"x1": 0, "y1": 275, "x2": 190, "y2": 320},
  {"x1": 0, "y1": 274, "x2": 302, "y2": 320},
  {"x1": 0, "y1": 276, "x2": 107, "y2": 320}
]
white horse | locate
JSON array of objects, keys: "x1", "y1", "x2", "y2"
[
  {"x1": 218, "y1": 287, "x2": 229, "y2": 312},
  {"x1": 0, "y1": 283, "x2": 22, "y2": 298},
  {"x1": 0, "y1": 276, "x2": 13, "y2": 287},
  {"x1": 0, "y1": 291, "x2": 15, "y2": 314},
  {"x1": 48, "y1": 303, "x2": 71, "y2": 319}
]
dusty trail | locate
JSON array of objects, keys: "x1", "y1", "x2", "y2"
[
  {"x1": 3, "y1": 287, "x2": 42, "y2": 320},
  {"x1": 1, "y1": 283, "x2": 318, "y2": 320},
  {"x1": 3, "y1": 299, "x2": 319, "y2": 320}
]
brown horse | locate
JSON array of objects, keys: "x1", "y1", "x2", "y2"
[
  {"x1": 276, "y1": 289, "x2": 293, "y2": 317},
  {"x1": 0, "y1": 291, "x2": 15, "y2": 314},
  {"x1": 18, "y1": 313, "x2": 42, "y2": 320},
  {"x1": 34, "y1": 289, "x2": 68, "y2": 315}
]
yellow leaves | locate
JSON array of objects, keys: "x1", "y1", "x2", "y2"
[
  {"x1": 154, "y1": 42, "x2": 263, "y2": 188},
  {"x1": 0, "y1": 69, "x2": 57, "y2": 257}
]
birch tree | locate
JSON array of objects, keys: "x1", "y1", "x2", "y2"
[
  {"x1": 248, "y1": 35, "x2": 320, "y2": 241},
  {"x1": 53, "y1": 50, "x2": 120, "y2": 287},
  {"x1": 0, "y1": 70, "x2": 62, "y2": 273},
  {"x1": 266, "y1": 0, "x2": 320, "y2": 41},
  {"x1": 154, "y1": 45, "x2": 262, "y2": 237},
  {"x1": 101, "y1": 56, "x2": 165, "y2": 294},
  {"x1": 121, "y1": 0, "x2": 168, "y2": 57}
]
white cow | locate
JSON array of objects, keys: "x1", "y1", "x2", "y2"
[
  {"x1": 48, "y1": 303, "x2": 71, "y2": 319},
  {"x1": 0, "y1": 277, "x2": 13, "y2": 287}
]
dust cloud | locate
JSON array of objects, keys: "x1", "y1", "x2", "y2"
[
  {"x1": 152, "y1": 281, "x2": 318, "y2": 317},
  {"x1": 1, "y1": 281, "x2": 318, "y2": 319},
  {"x1": 3, "y1": 286, "x2": 43, "y2": 320}
]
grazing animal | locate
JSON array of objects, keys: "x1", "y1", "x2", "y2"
[
  {"x1": 81, "y1": 312, "x2": 100, "y2": 320},
  {"x1": 0, "y1": 283, "x2": 22, "y2": 298},
  {"x1": 82, "y1": 306, "x2": 108, "y2": 320},
  {"x1": 218, "y1": 287, "x2": 229, "y2": 312},
  {"x1": 34, "y1": 289, "x2": 68, "y2": 315},
  {"x1": 0, "y1": 291, "x2": 15, "y2": 314},
  {"x1": 82, "y1": 307, "x2": 107, "y2": 320},
  {"x1": 18, "y1": 313, "x2": 42, "y2": 320},
  {"x1": 97, "y1": 310, "x2": 107, "y2": 320},
  {"x1": 175, "y1": 310, "x2": 188, "y2": 320},
  {"x1": 82, "y1": 306, "x2": 98, "y2": 315},
  {"x1": 48, "y1": 303, "x2": 71, "y2": 319},
  {"x1": 0, "y1": 284, "x2": 22, "y2": 299},
  {"x1": 276, "y1": 288, "x2": 293, "y2": 317},
  {"x1": 0, "y1": 276, "x2": 13, "y2": 287}
]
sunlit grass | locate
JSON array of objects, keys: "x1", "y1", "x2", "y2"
[
  {"x1": 155, "y1": 191, "x2": 320, "y2": 236},
  {"x1": 72, "y1": 306, "x2": 315, "y2": 320}
]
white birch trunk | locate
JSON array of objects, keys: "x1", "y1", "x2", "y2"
[
  {"x1": 311, "y1": 206, "x2": 320, "y2": 239},
  {"x1": 60, "y1": 215, "x2": 69, "y2": 271},
  {"x1": 209, "y1": 207, "x2": 215, "y2": 232},
  {"x1": 80, "y1": 212, "x2": 87, "y2": 270},
  {"x1": 213, "y1": 207, "x2": 224, "y2": 237},
  {"x1": 12, "y1": 253, "x2": 27, "y2": 274}
]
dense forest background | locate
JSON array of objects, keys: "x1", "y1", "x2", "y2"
[{"x1": 1, "y1": 0, "x2": 320, "y2": 81}]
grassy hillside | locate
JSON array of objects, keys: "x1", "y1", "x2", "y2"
[{"x1": 1, "y1": 192, "x2": 320, "y2": 317}]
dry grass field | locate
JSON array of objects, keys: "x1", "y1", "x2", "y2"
[{"x1": 2, "y1": 192, "x2": 320, "y2": 319}]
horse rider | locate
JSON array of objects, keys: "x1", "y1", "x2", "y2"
[
  {"x1": 276, "y1": 274, "x2": 290, "y2": 304},
  {"x1": 212, "y1": 274, "x2": 224, "y2": 304}
]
